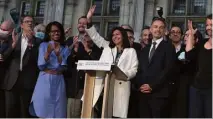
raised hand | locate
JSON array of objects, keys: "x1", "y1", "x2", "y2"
[
  {"x1": 73, "y1": 36, "x2": 79, "y2": 52},
  {"x1": 188, "y1": 20, "x2": 197, "y2": 35},
  {"x1": 12, "y1": 29, "x2": 18, "y2": 48},
  {"x1": 87, "y1": 5, "x2": 96, "y2": 23},
  {"x1": 47, "y1": 43, "x2": 54, "y2": 54},
  {"x1": 54, "y1": 42, "x2": 61, "y2": 56},
  {"x1": 185, "y1": 20, "x2": 197, "y2": 52},
  {"x1": 45, "y1": 43, "x2": 54, "y2": 61},
  {"x1": 65, "y1": 27, "x2": 72, "y2": 37},
  {"x1": 25, "y1": 27, "x2": 34, "y2": 40},
  {"x1": 82, "y1": 34, "x2": 91, "y2": 52}
]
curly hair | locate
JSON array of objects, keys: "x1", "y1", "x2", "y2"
[
  {"x1": 43, "y1": 21, "x2": 65, "y2": 45},
  {"x1": 108, "y1": 27, "x2": 130, "y2": 49}
]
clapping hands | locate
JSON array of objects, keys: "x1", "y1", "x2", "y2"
[
  {"x1": 45, "y1": 41, "x2": 61, "y2": 62},
  {"x1": 140, "y1": 84, "x2": 152, "y2": 93}
]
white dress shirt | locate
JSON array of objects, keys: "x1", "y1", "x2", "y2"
[
  {"x1": 20, "y1": 35, "x2": 28, "y2": 70},
  {"x1": 175, "y1": 44, "x2": 181, "y2": 53},
  {"x1": 149, "y1": 37, "x2": 163, "y2": 57}
]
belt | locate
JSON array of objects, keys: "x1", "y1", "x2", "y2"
[{"x1": 44, "y1": 69, "x2": 62, "y2": 75}]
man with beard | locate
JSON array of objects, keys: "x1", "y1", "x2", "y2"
[
  {"x1": 0, "y1": 20, "x2": 15, "y2": 118},
  {"x1": 169, "y1": 26, "x2": 183, "y2": 53},
  {"x1": 1, "y1": 15, "x2": 41, "y2": 118},
  {"x1": 140, "y1": 26, "x2": 152, "y2": 49},
  {"x1": 65, "y1": 16, "x2": 102, "y2": 118},
  {"x1": 135, "y1": 17, "x2": 176, "y2": 118}
]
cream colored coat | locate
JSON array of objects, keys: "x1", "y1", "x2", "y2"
[{"x1": 85, "y1": 26, "x2": 138, "y2": 118}]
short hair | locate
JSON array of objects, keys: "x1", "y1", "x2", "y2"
[
  {"x1": 20, "y1": 15, "x2": 34, "y2": 24},
  {"x1": 78, "y1": 16, "x2": 87, "y2": 22},
  {"x1": 151, "y1": 17, "x2": 166, "y2": 27},
  {"x1": 142, "y1": 26, "x2": 150, "y2": 31},
  {"x1": 124, "y1": 29, "x2": 134, "y2": 35},
  {"x1": 43, "y1": 21, "x2": 65, "y2": 45},
  {"x1": 207, "y1": 14, "x2": 212, "y2": 20},
  {"x1": 120, "y1": 24, "x2": 134, "y2": 35},
  {"x1": 170, "y1": 25, "x2": 183, "y2": 35},
  {"x1": 108, "y1": 27, "x2": 130, "y2": 49},
  {"x1": 120, "y1": 24, "x2": 133, "y2": 31},
  {"x1": 34, "y1": 24, "x2": 46, "y2": 33}
]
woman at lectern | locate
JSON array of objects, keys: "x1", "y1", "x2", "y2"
[{"x1": 85, "y1": 26, "x2": 138, "y2": 118}]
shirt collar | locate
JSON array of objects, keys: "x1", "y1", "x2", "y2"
[
  {"x1": 176, "y1": 44, "x2": 181, "y2": 53},
  {"x1": 152, "y1": 37, "x2": 163, "y2": 45}
]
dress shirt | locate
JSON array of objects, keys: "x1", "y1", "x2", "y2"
[{"x1": 20, "y1": 34, "x2": 28, "y2": 70}]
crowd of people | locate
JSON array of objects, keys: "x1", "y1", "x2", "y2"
[{"x1": 0, "y1": 5, "x2": 211, "y2": 118}]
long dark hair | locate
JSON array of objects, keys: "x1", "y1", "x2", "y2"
[
  {"x1": 108, "y1": 27, "x2": 130, "y2": 49},
  {"x1": 43, "y1": 21, "x2": 65, "y2": 45}
]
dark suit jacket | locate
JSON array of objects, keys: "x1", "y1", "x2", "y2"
[
  {"x1": 0, "y1": 36, "x2": 12, "y2": 86},
  {"x1": 135, "y1": 39, "x2": 176, "y2": 97},
  {"x1": 1, "y1": 33, "x2": 41, "y2": 91},
  {"x1": 132, "y1": 42, "x2": 142, "y2": 57},
  {"x1": 64, "y1": 37, "x2": 102, "y2": 98}
]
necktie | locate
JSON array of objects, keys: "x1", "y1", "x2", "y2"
[{"x1": 149, "y1": 42, "x2": 157, "y2": 61}]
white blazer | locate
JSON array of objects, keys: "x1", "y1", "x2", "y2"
[
  {"x1": 85, "y1": 26, "x2": 138, "y2": 118},
  {"x1": 85, "y1": 26, "x2": 109, "y2": 48}
]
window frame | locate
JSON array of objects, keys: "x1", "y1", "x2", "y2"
[
  {"x1": 90, "y1": 0, "x2": 120, "y2": 37},
  {"x1": 20, "y1": 1, "x2": 31, "y2": 16},
  {"x1": 167, "y1": 0, "x2": 207, "y2": 36},
  {"x1": 35, "y1": 0, "x2": 45, "y2": 17}
]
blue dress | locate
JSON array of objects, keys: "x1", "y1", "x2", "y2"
[{"x1": 29, "y1": 41, "x2": 70, "y2": 118}]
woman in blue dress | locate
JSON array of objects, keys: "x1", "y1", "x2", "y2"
[{"x1": 29, "y1": 21, "x2": 70, "y2": 118}]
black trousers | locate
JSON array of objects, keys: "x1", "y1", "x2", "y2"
[
  {"x1": 127, "y1": 90, "x2": 140, "y2": 118},
  {"x1": 138, "y1": 94, "x2": 168, "y2": 118},
  {"x1": 4, "y1": 88, "x2": 33, "y2": 118},
  {"x1": 0, "y1": 89, "x2": 5, "y2": 117}
]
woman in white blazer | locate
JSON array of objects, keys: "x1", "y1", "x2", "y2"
[{"x1": 85, "y1": 26, "x2": 138, "y2": 118}]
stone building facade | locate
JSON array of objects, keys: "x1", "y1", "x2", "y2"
[{"x1": 0, "y1": 0, "x2": 212, "y2": 41}]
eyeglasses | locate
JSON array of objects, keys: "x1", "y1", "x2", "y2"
[
  {"x1": 50, "y1": 30, "x2": 60, "y2": 34},
  {"x1": 170, "y1": 31, "x2": 181, "y2": 35},
  {"x1": 23, "y1": 20, "x2": 33, "y2": 24}
]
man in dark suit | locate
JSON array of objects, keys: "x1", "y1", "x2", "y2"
[
  {"x1": 1, "y1": 15, "x2": 41, "y2": 118},
  {"x1": 0, "y1": 20, "x2": 15, "y2": 118},
  {"x1": 64, "y1": 16, "x2": 102, "y2": 118},
  {"x1": 135, "y1": 17, "x2": 176, "y2": 118}
]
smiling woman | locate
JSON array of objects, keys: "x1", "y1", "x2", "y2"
[
  {"x1": 29, "y1": 21, "x2": 70, "y2": 118},
  {"x1": 83, "y1": 25, "x2": 138, "y2": 118}
]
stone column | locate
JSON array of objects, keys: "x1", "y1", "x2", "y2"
[
  {"x1": 43, "y1": 0, "x2": 65, "y2": 24},
  {"x1": 0, "y1": 0, "x2": 6, "y2": 21},
  {"x1": 63, "y1": 0, "x2": 75, "y2": 29},
  {"x1": 206, "y1": 0, "x2": 212, "y2": 15},
  {"x1": 132, "y1": 0, "x2": 145, "y2": 42},
  {"x1": 70, "y1": 0, "x2": 87, "y2": 35},
  {"x1": 144, "y1": 0, "x2": 155, "y2": 26},
  {"x1": 119, "y1": 0, "x2": 133, "y2": 25}
]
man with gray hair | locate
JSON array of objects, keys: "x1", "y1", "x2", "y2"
[
  {"x1": 0, "y1": 19, "x2": 15, "y2": 118},
  {"x1": 34, "y1": 24, "x2": 45, "y2": 40}
]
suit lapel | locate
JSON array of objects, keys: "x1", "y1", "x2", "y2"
[
  {"x1": 117, "y1": 49, "x2": 127, "y2": 66},
  {"x1": 148, "y1": 40, "x2": 165, "y2": 65},
  {"x1": 15, "y1": 34, "x2": 22, "y2": 53},
  {"x1": 143, "y1": 45, "x2": 151, "y2": 68},
  {"x1": 112, "y1": 47, "x2": 117, "y2": 64},
  {"x1": 22, "y1": 37, "x2": 36, "y2": 68}
]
